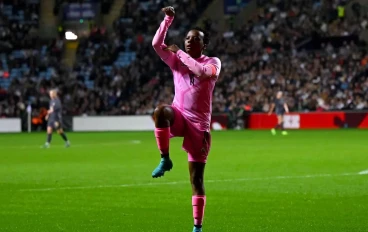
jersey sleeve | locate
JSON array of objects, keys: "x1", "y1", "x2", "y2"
[
  {"x1": 176, "y1": 50, "x2": 221, "y2": 79},
  {"x1": 152, "y1": 15, "x2": 177, "y2": 69},
  {"x1": 208, "y1": 57, "x2": 221, "y2": 79}
]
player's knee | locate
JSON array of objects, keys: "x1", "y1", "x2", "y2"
[
  {"x1": 154, "y1": 105, "x2": 171, "y2": 119},
  {"x1": 154, "y1": 105, "x2": 173, "y2": 126}
]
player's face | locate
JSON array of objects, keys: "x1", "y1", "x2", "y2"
[
  {"x1": 49, "y1": 91, "x2": 56, "y2": 99},
  {"x1": 184, "y1": 30, "x2": 205, "y2": 57}
]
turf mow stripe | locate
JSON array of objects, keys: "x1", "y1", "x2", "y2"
[{"x1": 19, "y1": 171, "x2": 367, "y2": 192}]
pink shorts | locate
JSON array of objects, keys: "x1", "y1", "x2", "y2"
[{"x1": 170, "y1": 106, "x2": 211, "y2": 163}]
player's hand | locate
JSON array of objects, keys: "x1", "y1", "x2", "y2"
[
  {"x1": 164, "y1": 44, "x2": 180, "y2": 53},
  {"x1": 162, "y1": 6, "x2": 175, "y2": 17}
]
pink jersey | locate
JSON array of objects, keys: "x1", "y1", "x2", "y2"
[{"x1": 152, "y1": 15, "x2": 221, "y2": 131}]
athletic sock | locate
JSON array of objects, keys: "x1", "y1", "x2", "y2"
[
  {"x1": 47, "y1": 133, "x2": 52, "y2": 144},
  {"x1": 192, "y1": 195, "x2": 206, "y2": 227},
  {"x1": 60, "y1": 133, "x2": 68, "y2": 142},
  {"x1": 154, "y1": 127, "x2": 170, "y2": 156}
]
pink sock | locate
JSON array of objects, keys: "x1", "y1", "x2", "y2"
[
  {"x1": 154, "y1": 128, "x2": 170, "y2": 155},
  {"x1": 192, "y1": 195, "x2": 206, "y2": 226}
]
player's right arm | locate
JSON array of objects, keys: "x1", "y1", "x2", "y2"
[{"x1": 152, "y1": 6, "x2": 177, "y2": 69}]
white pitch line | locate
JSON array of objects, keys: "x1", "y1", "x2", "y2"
[
  {"x1": 359, "y1": 169, "x2": 368, "y2": 175},
  {"x1": 1, "y1": 141, "x2": 142, "y2": 150},
  {"x1": 19, "y1": 172, "x2": 367, "y2": 192},
  {"x1": 130, "y1": 140, "x2": 142, "y2": 144}
]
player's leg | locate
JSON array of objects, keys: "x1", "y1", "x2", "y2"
[
  {"x1": 153, "y1": 105, "x2": 175, "y2": 155},
  {"x1": 42, "y1": 125, "x2": 53, "y2": 148},
  {"x1": 271, "y1": 113, "x2": 280, "y2": 135},
  {"x1": 184, "y1": 129, "x2": 211, "y2": 232},
  {"x1": 152, "y1": 105, "x2": 177, "y2": 178},
  {"x1": 57, "y1": 125, "x2": 70, "y2": 147},
  {"x1": 189, "y1": 162, "x2": 206, "y2": 232},
  {"x1": 279, "y1": 115, "x2": 288, "y2": 135}
]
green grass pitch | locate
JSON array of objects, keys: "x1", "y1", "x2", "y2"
[{"x1": 0, "y1": 130, "x2": 367, "y2": 232}]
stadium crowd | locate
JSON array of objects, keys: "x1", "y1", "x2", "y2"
[
  {"x1": 0, "y1": 0, "x2": 67, "y2": 119},
  {"x1": 212, "y1": 0, "x2": 368, "y2": 113},
  {"x1": 1, "y1": 0, "x2": 368, "y2": 120}
]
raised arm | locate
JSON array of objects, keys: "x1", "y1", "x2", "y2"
[
  {"x1": 152, "y1": 7, "x2": 176, "y2": 68},
  {"x1": 176, "y1": 50, "x2": 220, "y2": 79}
]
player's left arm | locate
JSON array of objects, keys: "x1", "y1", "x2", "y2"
[
  {"x1": 284, "y1": 103, "x2": 289, "y2": 113},
  {"x1": 176, "y1": 50, "x2": 221, "y2": 79},
  {"x1": 268, "y1": 104, "x2": 275, "y2": 115}
]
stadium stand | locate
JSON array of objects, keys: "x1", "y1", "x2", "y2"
[
  {"x1": 53, "y1": 0, "x2": 114, "y2": 15},
  {"x1": 0, "y1": 0, "x2": 66, "y2": 119},
  {"x1": 211, "y1": 0, "x2": 368, "y2": 113},
  {"x1": 1, "y1": 0, "x2": 368, "y2": 119},
  {"x1": 72, "y1": 0, "x2": 367, "y2": 116}
]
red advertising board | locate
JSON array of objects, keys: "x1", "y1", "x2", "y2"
[{"x1": 248, "y1": 111, "x2": 368, "y2": 129}]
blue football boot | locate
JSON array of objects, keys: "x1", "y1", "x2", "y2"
[{"x1": 152, "y1": 157, "x2": 173, "y2": 178}]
